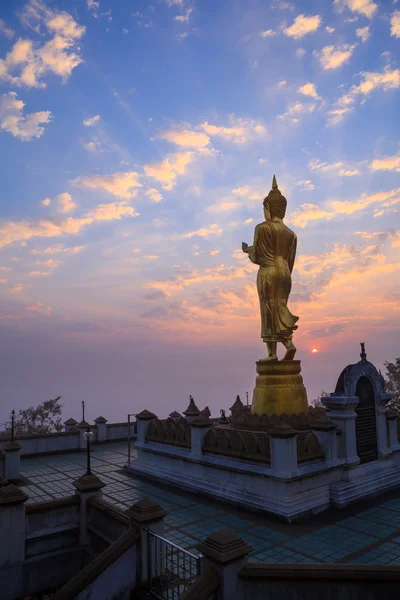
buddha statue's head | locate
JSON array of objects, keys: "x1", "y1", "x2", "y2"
[{"x1": 263, "y1": 175, "x2": 287, "y2": 219}]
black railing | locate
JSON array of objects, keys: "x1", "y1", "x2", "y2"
[{"x1": 146, "y1": 528, "x2": 201, "y2": 599}]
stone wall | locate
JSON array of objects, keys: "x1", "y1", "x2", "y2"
[
  {"x1": 238, "y1": 563, "x2": 400, "y2": 600},
  {"x1": 25, "y1": 496, "x2": 80, "y2": 559},
  {"x1": 4, "y1": 430, "x2": 81, "y2": 456}
]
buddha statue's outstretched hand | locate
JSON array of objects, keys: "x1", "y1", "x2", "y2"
[{"x1": 242, "y1": 242, "x2": 249, "y2": 253}]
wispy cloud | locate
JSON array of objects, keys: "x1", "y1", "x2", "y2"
[
  {"x1": 290, "y1": 187, "x2": 400, "y2": 227},
  {"x1": 284, "y1": 14, "x2": 321, "y2": 38},
  {"x1": 144, "y1": 152, "x2": 194, "y2": 190},
  {"x1": 0, "y1": 18, "x2": 15, "y2": 39},
  {"x1": 328, "y1": 67, "x2": 400, "y2": 125},
  {"x1": 1, "y1": 1, "x2": 85, "y2": 88},
  {"x1": 333, "y1": 0, "x2": 378, "y2": 19},
  {"x1": 314, "y1": 44, "x2": 356, "y2": 70},
  {"x1": 72, "y1": 171, "x2": 142, "y2": 198},
  {"x1": 0, "y1": 202, "x2": 139, "y2": 248},
  {"x1": 356, "y1": 26, "x2": 371, "y2": 42},
  {"x1": 391, "y1": 11, "x2": 400, "y2": 38},
  {"x1": 83, "y1": 115, "x2": 100, "y2": 126},
  {"x1": 0, "y1": 92, "x2": 51, "y2": 140}
]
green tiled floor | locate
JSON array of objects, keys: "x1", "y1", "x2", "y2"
[{"x1": 19, "y1": 442, "x2": 400, "y2": 565}]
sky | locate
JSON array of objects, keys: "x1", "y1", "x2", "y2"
[{"x1": 0, "y1": 0, "x2": 399, "y2": 426}]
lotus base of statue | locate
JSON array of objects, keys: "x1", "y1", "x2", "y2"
[{"x1": 251, "y1": 359, "x2": 309, "y2": 416}]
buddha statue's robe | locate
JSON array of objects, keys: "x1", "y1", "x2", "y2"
[{"x1": 247, "y1": 217, "x2": 298, "y2": 342}]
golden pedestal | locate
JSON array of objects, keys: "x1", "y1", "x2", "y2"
[{"x1": 251, "y1": 359, "x2": 308, "y2": 416}]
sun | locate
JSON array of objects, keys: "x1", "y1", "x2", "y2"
[{"x1": 312, "y1": 348, "x2": 318, "y2": 353}]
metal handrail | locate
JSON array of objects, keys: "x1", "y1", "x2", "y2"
[
  {"x1": 145, "y1": 527, "x2": 202, "y2": 599},
  {"x1": 145, "y1": 527, "x2": 202, "y2": 559}
]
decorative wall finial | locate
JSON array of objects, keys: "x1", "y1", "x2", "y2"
[{"x1": 360, "y1": 342, "x2": 367, "y2": 363}]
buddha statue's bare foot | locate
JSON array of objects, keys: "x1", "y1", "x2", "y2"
[
  {"x1": 265, "y1": 355, "x2": 278, "y2": 362},
  {"x1": 282, "y1": 340, "x2": 296, "y2": 361}
]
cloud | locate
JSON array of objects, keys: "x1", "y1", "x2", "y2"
[
  {"x1": 26, "y1": 301, "x2": 52, "y2": 316},
  {"x1": 41, "y1": 198, "x2": 51, "y2": 206},
  {"x1": 278, "y1": 101, "x2": 316, "y2": 124},
  {"x1": 314, "y1": 44, "x2": 356, "y2": 70},
  {"x1": 182, "y1": 224, "x2": 222, "y2": 239},
  {"x1": 296, "y1": 48, "x2": 307, "y2": 57},
  {"x1": 326, "y1": 107, "x2": 353, "y2": 126},
  {"x1": 391, "y1": 11, "x2": 400, "y2": 38},
  {"x1": 298, "y1": 82, "x2": 320, "y2": 99},
  {"x1": 87, "y1": 0, "x2": 100, "y2": 12},
  {"x1": 0, "y1": 92, "x2": 51, "y2": 140},
  {"x1": 0, "y1": 2, "x2": 85, "y2": 88},
  {"x1": 232, "y1": 186, "x2": 263, "y2": 200},
  {"x1": 158, "y1": 127, "x2": 210, "y2": 149},
  {"x1": 9, "y1": 284, "x2": 23, "y2": 293},
  {"x1": 290, "y1": 187, "x2": 400, "y2": 227},
  {"x1": 329, "y1": 67, "x2": 400, "y2": 125},
  {"x1": 144, "y1": 152, "x2": 194, "y2": 190},
  {"x1": 72, "y1": 171, "x2": 142, "y2": 198},
  {"x1": 0, "y1": 19, "x2": 15, "y2": 39},
  {"x1": 325, "y1": 26, "x2": 335, "y2": 34},
  {"x1": 199, "y1": 117, "x2": 266, "y2": 144},
  {"x1": 308, "y1": 158, "x2": 361, "y2": 176},
  {"x1": 83, "y1": 115, "x2": 100, "y2": 126},
  {"x1": 174, "y1": 8, "x2": 192, "y2": 22},
  {"x1": 356, "y1": 26, "x2": 371, "y2": 42},
  {"x1": 57, "y1": 192, "x2": 77, "y2": 213},
  {"x1": 30, "y1": 243, "x2": 85, "y2": 255},
  {"x1": 260, "y1": 29, "x2": 276, "y2": 38},
  {"x1": 143, "y1": 263, "x2": 251, "y2": 296},
  {"x1": 0, "y1": 201, "x2": 139, "y2": 248},
  {"x1": 339, "y1": 168, "x2": 360, "y2": 176},
  {"x1": 83, "y1": 137, "x2": 104, "y2": 153},
  {"x1": 177, "y1": 32, "x2": 188, "y2": 41},
  {"x1": 145, "y1": 188, "x2": 163, "y2": 202},
  {"x1": 333, "y1": 0, "x2": 378, "y2": 19},
  {"x1": 284, "y1": 14, "x2": 322, "y2": 39},
  {"x1": 355, "y1": 229, "x2": 399, "y2": 244},
  {"x1": 296, "y1": 180, "x2": 316, "y2": 191},
  {"x1": 370, "y1": 153, "x2": 400, "y2": 173},
  {"x1": 206, "y1": 201, "x2": 242, "y2": 214}
]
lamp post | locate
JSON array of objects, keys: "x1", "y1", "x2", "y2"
[
  {"x1": 81, "y1": 400, "x2": 85, "y2": 422},
  {"x1": 10, "y1": 409, "x2": 15, "y2": 441},
  {"x1": 83, "y1": 427, "x2": 94, "y2": 475}
]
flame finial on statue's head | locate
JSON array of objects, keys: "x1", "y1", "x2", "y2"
[{"x1": 263, "y1": 174, "x2": 287, "y2": 218}]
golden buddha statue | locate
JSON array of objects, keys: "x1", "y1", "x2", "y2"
[
  {"x1": 242, "y1": 175, "x2": 298, "y2": 361},
  {"x1": 242, "y1": 175, "x2": 308, "y2": 416}
]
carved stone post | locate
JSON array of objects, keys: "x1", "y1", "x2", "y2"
[
  {"x1": 136, "y1": 410, "x2": 157, "y2": 444},
  {"x1": 387, "y1": 409, "x2": 399, "y2": 450},
  {"x1": 190, "y1": 416, "x2": 212, "y2": 459},
  {"x1": 126, "y1": 498, "x2": 168, "y2": 585},
  {"x1": 312, "y1": 417, "x2": 338, "y2": 463},
  {"x1": 0, "y1": 477, "x2": 28, "y2": 568},
  {"x1": 196, "y1": 529, "x2": 252, "y2": 600},
  {"x1": 94, "y1": 416, "x2": 108, "y2": 442},
  {"x1": 64, "y1": 417, "x2": 78, "y2": 432},
  {"x1": 269, "y1": 423, "x2": 298, "y2": 474},
  {"x1": 376, "y1": 392, "x2": 392, "y2": 459},
  {"x1": 2, "y1": 440, "x2": 22, "y2": 484},
  {"x1": 322, "y1": 396, "x2": 360, "y2": 466},
  {"x1": 73, "y1": 473, "x2": 105, "y2": 546}
]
